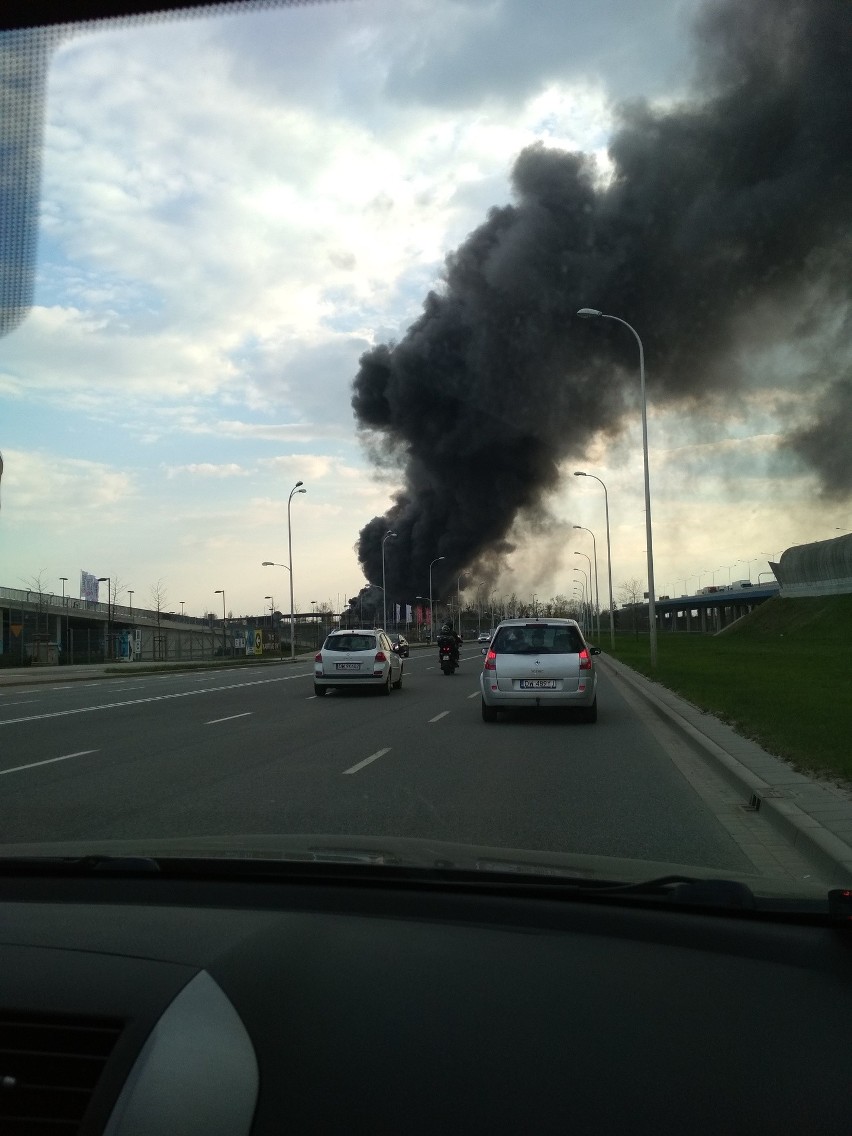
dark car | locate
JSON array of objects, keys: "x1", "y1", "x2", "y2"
[{"x1": 390, "y1": 635, "x2": 410, "y2": 658}]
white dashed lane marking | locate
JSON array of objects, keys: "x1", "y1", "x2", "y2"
[{"x1": 342, "y1": 748, "x2": 391, "y2": 775}]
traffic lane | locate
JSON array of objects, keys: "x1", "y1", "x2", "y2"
[
  {"x1": 0, "y1": 664, "x2": 305, "y2": 722},
  {"x1": 239, "y1": 666, "x2": 755, "y2": 873},
  {"x1": 0, "y1": 658, "x2": 471, "y2": 842},
  {"x1": 0, "y1": 650, "x2": 471, "y2": 778},
  {"x1": 0, "y1": 654, "x2": 743, "y2": 876}
]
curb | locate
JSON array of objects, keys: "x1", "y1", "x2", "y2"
[{"x1": 600, "y1": 655, "x2": 852, "y2": 884}]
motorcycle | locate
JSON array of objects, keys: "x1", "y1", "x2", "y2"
[{"x1": 439, "y1": 642, "x2": 459, "y2": 675}]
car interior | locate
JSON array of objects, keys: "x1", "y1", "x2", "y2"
[{"x1": 2, "y1": 3, "x2": 851, "y2": 1135}]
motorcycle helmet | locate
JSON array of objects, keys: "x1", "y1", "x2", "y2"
[{"x1": 441, "y1": 622, "x2": 453, "y2": 634}]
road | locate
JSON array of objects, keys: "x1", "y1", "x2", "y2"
[{"x1": 0, "y1": 648, "x2": 820, "y2": 877}]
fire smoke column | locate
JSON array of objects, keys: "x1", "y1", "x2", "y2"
[{"x1": 351, "y1": 0, "x2": 852, "y2": 593}]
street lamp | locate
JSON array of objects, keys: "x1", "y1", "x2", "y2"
[
  {"x1": 127, "y1": 589, "x2": 133, "y2": 617},
  {"x1": 573, "y1": 569, "x2": 587, "y2": 631},
  {"x1": 97, "y1": 577, "x2": 111, "y2": 659},
  {"x1": 381, "y1": 529, "x2": 397, "y2": 632},
  {"x1": 429, "y1": 556, "x2": 445, "y2": 641},
  {"x1": 577, "y1": 309, "x2": 657, "y2": 665},
  {"x1": 574, "y1": 550, "x2": 593, "y2": 633},
  {"x1": 214, "y1": 589, "x2": 226, "y2": 656},
  {"x1": 287, "y1": 481, "x2": 306, "y2": 661},
  {"x1": 573, "y1": 527, "x2": 601, "y2": 643},
  {"x1": 574, "y1": 472, "x2": 615, "y2": 648},
  {"x1": 179, "y1": 600, "x2": 185, "y2": 616},
  {"x1": 532, "y1": 593, "x2": 538, "y2": 617},
  {"x1": 265, "y1": 594, "x2": 276, "y2": 649}
]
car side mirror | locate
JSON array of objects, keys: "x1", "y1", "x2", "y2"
[
  {"x1": 590, "y1": 646, "x2": 601, "y2": 655},
  {"x1": 481, "y1": 647, "x2": 487, "y2": 655}
]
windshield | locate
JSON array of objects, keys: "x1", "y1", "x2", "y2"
[{"x1": 1, "y1": 0, "x2": 850, "y2": 901}]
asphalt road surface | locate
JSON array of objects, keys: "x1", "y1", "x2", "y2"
[{"x1": 0, "y1": 649, "x2": 813, "y2": 875}]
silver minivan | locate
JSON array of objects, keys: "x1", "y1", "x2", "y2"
[{"x1": 480, "y1": 619, "x2": 600, "y2": 722}]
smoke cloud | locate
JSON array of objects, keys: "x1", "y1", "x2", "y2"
[{"x1": 349, "y1": 0, "x2": 852, "y2": 614}]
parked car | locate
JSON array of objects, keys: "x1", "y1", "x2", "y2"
[
  {"x1": 314, "y1": 629, "x2": 403, "y2": 696},
  {"x1": 390, "y1": 635, "x2": 410, "y2": 658},
  {"x1": 480, "y1": 619, "x2": 600, "y2": 723}
]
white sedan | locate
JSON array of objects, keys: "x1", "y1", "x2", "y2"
[{"x1": 314, "y1": 629, "x2": 403, "y2": 696}]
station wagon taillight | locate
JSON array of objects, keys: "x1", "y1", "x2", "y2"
[
  {"x1": 484, "y1": 650, "x2": 497, "y2": 670},
  {"x1": 579, "y1": 648, "x2": 591, "y2": 670},
  {"x1": 374, "y1": 651, "x2": 387, "y2": 663},
  {"x1": 314, "y1": 652, "x2": 323, "y2": 663}
]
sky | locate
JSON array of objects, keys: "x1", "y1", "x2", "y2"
[{"x1": 1, "y1": 0, "x2": 847, "y2": 619}]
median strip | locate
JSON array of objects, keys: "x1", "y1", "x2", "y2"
[{"x1": 342, "y1": 748, "x2": 391, "y2": 775}]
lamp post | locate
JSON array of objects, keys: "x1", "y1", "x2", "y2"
[
  {"x1": 265, "y1": 595, "x2": 275, "y2": 650},
  {"x1": 287, "y1": 481, "x2": 306, "y2": 661},
  {"x1": 574, "y1": 472, "x2": 613, "y2": 649},
  {"x1": 127, "y1": 589, "x2": 133, "y2": 617},
  {"x1": 214, "y1": 590, "x2": 226, "y2": 656},
  {"x1": 262, "y1": 562, "x2": 290, "y2": 656},
  {"x1": 179, "y1": 600, "x2": 185, "y2": 616},
  {"x1": 97, "y1": 577, "x2": 111, "y2": 660},
  {"x1": 573, "y1": 527, "x2": 600, "y2": 643},
  {"x1": 574, "y1": 550, "x2": 593, "y2": 634},
  {"x1": 416, "y1": 595, "x2": 426, "y2": 640},
  {"x1": 577, "y1": 309, "x2": 657, "y2": 665},
  {"x1": 429, "y1": 556, "x2": 445, "y2": 642},
  {"x1": 381, "y1": 529, "x2": 397, "y2": 632},
  {"x1": 573, "y1": 567, "x2": 589, "y2": 631},
  {"x1": 573, "y1": 570, "x2": 587, "y2": 632}
]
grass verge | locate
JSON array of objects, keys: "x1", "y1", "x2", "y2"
[{"x1": 603, "y1": 595, "x2": 852, "y2": 781}]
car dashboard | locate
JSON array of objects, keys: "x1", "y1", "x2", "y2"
[{"x1": 1, "y1": 862, "x2": 851, "y2": 1135}]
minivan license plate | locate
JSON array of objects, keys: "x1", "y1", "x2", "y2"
[{"x1": 519, "y1": 679, "x2": 556, "y2": 690}]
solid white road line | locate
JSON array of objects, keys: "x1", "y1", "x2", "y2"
[
  {"x1": 0, "y1": 750, "x2": 99, "y2": 777},
  {"x1": 429, "y1": 711, "x2": 450, "y2": 723},
  {"x1": 342, "y1": 747, "x2": 391, "y2": 775},
  {"x1": 206, "y1": 712, "x2": 253, "y2": 725}
]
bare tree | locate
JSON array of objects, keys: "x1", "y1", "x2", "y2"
[
  {"x1": 150, "y1": 578, "x2": 168, "y2": 660},
  {"x1": 618, "y1": 578, "x2": 644, "y2": 639}
]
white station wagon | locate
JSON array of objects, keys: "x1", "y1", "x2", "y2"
[{"x1": 314, "y1": 629, "x2": 404, "y2": 696}]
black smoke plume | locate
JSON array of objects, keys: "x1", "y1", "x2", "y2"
[{"x1": 349, "y1": 0, "x2": 852, "y2": 616}]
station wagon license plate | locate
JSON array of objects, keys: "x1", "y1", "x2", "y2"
[
  {"x1": 335, "y1": 662, "x2": 361, "y2": 670},
  {"x1": 519, "y1": 679, "x2": 557, "y2": 690}
]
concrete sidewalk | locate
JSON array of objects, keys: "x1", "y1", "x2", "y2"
[{"x1": 601, "y1": 655, "x2": 852, "y2": 883}]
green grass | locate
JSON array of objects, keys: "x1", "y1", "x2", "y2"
[{"x1": 604, "y1": 596, "x2": 852, "y2": 781}]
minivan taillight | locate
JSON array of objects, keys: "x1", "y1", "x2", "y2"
[
  {"x1": 484, "y1": 650, "x2": 497, "y2": 671},
  {"x1": 579, "y1": 648, "x2": 591, "y2": 670}
]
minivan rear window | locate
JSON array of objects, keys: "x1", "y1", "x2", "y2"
[
  {"x1": 492, "y1": 626, "x2": 584, "y2": 654},
  {"x1": 325, "y1": 634, "x2": 376, "y2": 652}
]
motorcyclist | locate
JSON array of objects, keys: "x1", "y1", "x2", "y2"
[{"x1": 436, "y1": 621, "x2": 462, "y2": 664}]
